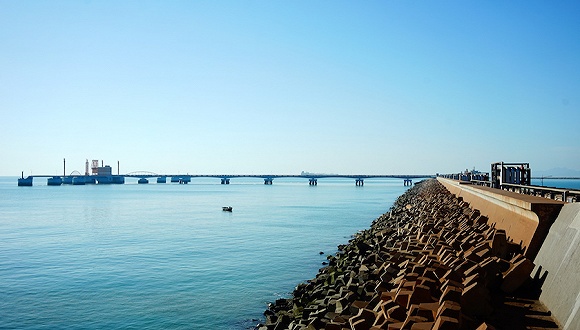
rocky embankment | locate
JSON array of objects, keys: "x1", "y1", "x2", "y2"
[{"x1": 257, "y1": 179, "x2": 546, "y2": 330}]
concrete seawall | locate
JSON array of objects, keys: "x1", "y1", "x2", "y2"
[
  {"x1": 436, "y1": 178, "x2": 564, "y2": 260},
  {"x1": 438, "y1": 177, "x2": 580, "y2": 329},
  {"x1": 534, "y1": 204, "x2": 580, "y2": 330},
  {"x1": 257, "y1": 179, "x2": 563, "y2": 329}
]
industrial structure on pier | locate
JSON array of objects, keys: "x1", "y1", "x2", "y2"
[{"x1": 19, "y1": 159, "x2": 124, "y2": 186}]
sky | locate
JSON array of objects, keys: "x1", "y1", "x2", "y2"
[{"x1": 1, "y1": 1, "x2": 579, "y2": 176}]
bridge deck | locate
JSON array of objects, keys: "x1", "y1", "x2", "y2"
[
  {"x1": 18, "y1": 173, "x2": 434, "y2": 186},
  {"x1": 27, "y1": 174, "x2": 433, "y2": 179}
]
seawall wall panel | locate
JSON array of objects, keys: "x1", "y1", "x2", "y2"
[
  {"x1": 534, "y1": 203, "x2": 580, "y2": 330},
  {"x1": 437, "y1": 178, "x2": 563, "y2": 260},
  {"x1": 437, "y1": 178, "x2": 564, "y2": 260}
]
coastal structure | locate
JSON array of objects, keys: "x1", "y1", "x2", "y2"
[
  {"x1": 17, "y1": 159, "x2": 431, "y2": 186},
  {"x1": 437, "y1": 176, "x2": 580, "y2": 329},
  {"x1": 17, "y1": 172, "x2": 33, "y2": 186},
  {"x1": 257, "y1": 162, "x2": 580, "y2": 329},
  {"x1": 18, "y1": 173, "x2": 429, "y2": 187}
]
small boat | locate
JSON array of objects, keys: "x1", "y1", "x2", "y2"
[{"x1": 222, "y1": 206, "x2": 233, "y2": 212}]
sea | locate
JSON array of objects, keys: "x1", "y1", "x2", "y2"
[
  {"x1": 2, "y1": 177, "x2": 578, "y2": 330},
  {"x1": 0, "y1": 176, "x2": 412, "y2": 330},
  {"x1": 531, "y1": 178, "x2": 580, "y2": 190}
]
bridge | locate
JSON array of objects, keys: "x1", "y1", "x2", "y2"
[
  {"x1": 17, "y1": 172, "x2": 434, "y2": 186},
  {"x1": 124, "y1": 173, "x2": 431, "y2": 186}
]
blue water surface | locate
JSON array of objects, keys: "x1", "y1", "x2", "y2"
[
  {"x1": 0, "y1": 176, "x2": 410, "y2": 329},
  {"x1": 531, "y1": 178, "x2": 580, "y2": 190}
]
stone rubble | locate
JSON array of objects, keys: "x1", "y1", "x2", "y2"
[{"x1": 256, "y1": 179, "x2": 537, "y2": 330}]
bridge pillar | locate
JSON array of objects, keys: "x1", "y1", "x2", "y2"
[
  {"x1": 404, "y1": 179, "x2": 413, "y2": 186},
  {"x1": 221, "y1": 178, "x2": 230, "y2": 184},
  {"x1": 355, "y1": 179, "x2": 364, "y2": 186},
  {"x1": 47, "y1": 176, "x2": 63, "y2": 186},
  {"x1": 18, "y1": 173, "x2": 33, "y2": 186},
  {"x1": 264, "y1": 178, "x2": 273, "y2": 185},
  {"x1": 309, "y1": 178, "x2": 317, "y2": 186}
]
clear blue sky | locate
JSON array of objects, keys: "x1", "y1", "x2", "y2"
[{"x1": 1, "y1": 1, "x2": 579, "y2": 176}]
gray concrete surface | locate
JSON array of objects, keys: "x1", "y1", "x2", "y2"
[{"x1": 534, "y1": 203, "x2": 580, "y2": 330}]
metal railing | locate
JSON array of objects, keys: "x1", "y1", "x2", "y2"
[
  {"x1": 499, "y1": 182, "x2": 580, "y2": 203},
  {"x1": 438, "y1": 175, "x2": 580, "y2": 203}
]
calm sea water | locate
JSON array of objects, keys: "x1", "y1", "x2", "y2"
[
  {"x1": 0, "y1": 176, "x2": 411, "y2": 330},
  {"x1": 531, "y1": 178, "x2": 580, "y2": 190}
]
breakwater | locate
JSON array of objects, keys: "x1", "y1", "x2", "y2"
[
  {"x1": 437, "y1": 178, "x2": 564, "y2": 260},
  {"x1": 257, "y1": 179, "x2": 559, "y2": 329}
]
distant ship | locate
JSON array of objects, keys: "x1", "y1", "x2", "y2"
[{"x1": 300, "y1": 171, "x2": 338, "y2": 176}]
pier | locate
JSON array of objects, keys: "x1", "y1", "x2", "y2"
[
  {"x1": 438, "y1": 162, "x2": 580, "y2": 203},
  {"x1": 17, "y1": 172, "x2": 431, "y2": 187},
  {"x1": 17, "y1": 159, "x2": 432, "y2": 186}
]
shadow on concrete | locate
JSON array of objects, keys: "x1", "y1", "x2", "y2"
[
  {"x1": 459, "y1": 265, "x2": 560, "y2": 329},
  {"x1": 487, "y1": 296, "x2": 560, "y2": 330},
  {"x1": 520, "y1": 265, "x2": 550, "y2": 300},
  {"x1": 485, "y1": 267, "x2": 559, "y2": 330}
]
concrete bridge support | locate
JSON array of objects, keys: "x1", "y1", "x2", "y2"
[
  {"x1": 355, "y1": 179, "x2": 364, "y2": 186},
  {"x1": 221, "y1": 178, "x2": 230, "y2": 184},
  {"x1": 264, "y1": 178, "x2": 273, "y2": 185},
  {"x1": 47, "y1": 176, "x2": 63, "y2": 186},
  {"x1": 18, "y1": 174, "x2": 33, "y2": 186},
  {"x1": 404, "y1": 179, "x2": 413, "y2": 186},
  {"x1": 309, "y1": 178, "x2": 317, "y2": 186}
]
